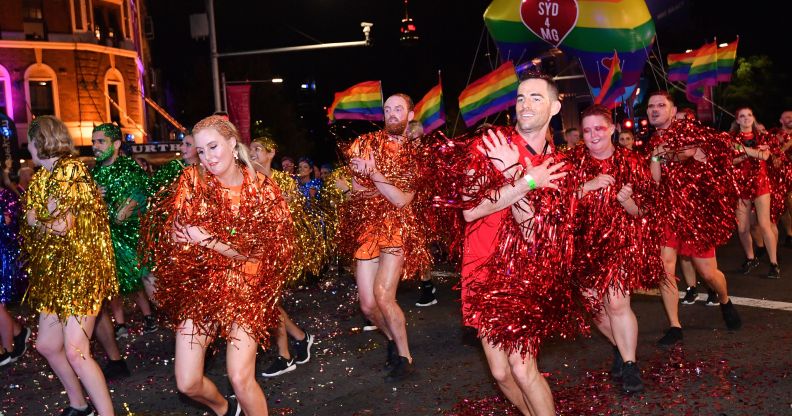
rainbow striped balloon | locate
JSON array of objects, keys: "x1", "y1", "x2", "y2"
[{"x1": 484, "y1": 0, "x2": 655, "y2": 90}]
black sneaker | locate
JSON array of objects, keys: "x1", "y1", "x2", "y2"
[
  {"x1": 294, "y1": 334, "x2": 314, "y2": 364},
  {"x1": 681, "y1": 286, "x2": 698, "y2": 305},
  {"x1": 0, "y1": 351, "x2": 11, "y2": 367},
  {"x1": 720, "y1": 300, "x2": 742, "y2": 330},
  {"x1": 741, "y1": 258, "x2": 759, "y2": 275},
  {"x1": 9, "y1": 326, "x2": 31, "y2": 361},
  {"x1": 610, "y1": 345, "x2": 623, "y2": 380},
  {"x1": 384, "y1": 340, "x2": 398, "y2": 372},
  {"x1": 261, "y1": 355, "x2": 296, "y2": 377},
  {"x1": 362, "y1": 319, "x2": 377, "y2": 332},
  {"x1": 415, "y1": 282, "x2": 438, "y2": 307},
  {"x1": 114, "y1": 323, "x2": 129, "y2": 339},
  {"x1": 705, "y1": 290, "x2": 719, "y2": 306},
  {"x1": 60, "y1": 404, "x2": 95, "y2": 416},
  {"x1": 766, "y1": 263, "x2": 781, "y2": 279},
  {"x1": 142, "y1": 315, "x2": 159, "y2": 334},
  {"x1": 102, "y1": 359, "x2": 131, "y2": 380},
  {"x1": 621, "y1": 361, "x2": 644, "y2": 393},
  {"x1": 224, "y1": 396, "x2": 242, "y2": 416},
  {"x1": 384, "y1": 356, "x2": 414, "y2": 382},
  {"x1": 657, "y1": 327, "x2": 683, "y2": 348}
]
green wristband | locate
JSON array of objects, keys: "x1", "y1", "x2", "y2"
[{"x1": 523, "y1": 173, "x2": 537, "y2": 190}]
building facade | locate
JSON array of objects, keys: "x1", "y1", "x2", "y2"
[{"x1": 0, "y1": 0, "x2": 151, "y2": 147}]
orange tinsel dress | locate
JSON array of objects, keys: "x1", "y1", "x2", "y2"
[{"x1": 140, "y1": 165, "x2": 293, "y2": 344}]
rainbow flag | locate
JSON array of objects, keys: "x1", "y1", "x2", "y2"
[
  {"x1": 717, "y1": 38, "x2": 738, "y2": 82},
  {"x1": 459, "y1": 62, "x2": 518, "y2": 127},
  {"x1": 327, "y1": 81, "x2": 383, "y2": 122},
  {"x1": 667, "y1": 50, "x2": 697, "y2": 82},
  {"x1": 414, "y1": 83, "x2": 445, "y2": 133},
  {"x1": 687, "y1": 42, "x2": 719, "y2": 88},
  {"x1": 594, "y1": 52, "x2": 624, "y2": 109}
]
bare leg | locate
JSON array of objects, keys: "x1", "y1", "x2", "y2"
[
  {"x1": 603, "y1": 289, "x2": 638, "y2": 363},
  {"x1": 0, "y1": 304, "x2": 17, "y2": 352},
  {"x1": 95, "y1": 308, "x2": 122, "y2": 361},
  {"x1": 174, "y1": 320, "x2": 227, "y2": 415},
  {"x1": 659, "y1": 246, "x2": 681, "y2": 328},
  {"x1": 481, "y1": 339, "x2": 530, "y2": 415},
  {"x1": 133, "y1": 290, "x2": 153, "y2": 317},
  {"x1": 281, "y1": 307, "x2": 306, "y2": 341},
  {"x1": 736, "y1": 199, "x2": 755, "y2": 259},
  {"x1": 692, "y1": 257, "x2": 729, "y2": 304},
  {"x1": 355, "y1": 258, "x2": 393, "y2": 340},
  {"x1": 508, "y1": 351, "x2": 555, "y2": 416},
  {"x1": 373, "y1": 251, "x2": 410, "y2": 361},
  {"x1": 35, "y1": 313, "x2": 87, "y2": 410},
  {"x1": 62, "y1": 315, "x2": 114, "y2": 415},
  {"x1": 109, "y1": 296, "x2": 125, "y2": 326},
  {"x1": 227, "y1": 324, "x2": 268, "y2": 415},
  {"x1": 754, "y1": 193, "x2": 779, "y2": 264},
  {"x1": 419, "y1": 268, "x2": 432, "y2": 282},
  {"x1": 142, "y1": 274, "x2": 158, "y2": 307},
  {"x1": 274, "y1": 306, "x2": 305, "y2": 360},
  {"x1": 680, "y1": 257, "x2": 697, "y2": 288}
]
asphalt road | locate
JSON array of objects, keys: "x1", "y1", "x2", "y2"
[{"x1": 2, "y1": 236, "x2": 792, "y2": 415}]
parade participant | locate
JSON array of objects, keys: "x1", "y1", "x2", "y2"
[
  {"x1": 617, "y1": 130, "x2": 635, "y2": 150},
  {"x1": 22, "y1": 116, "x2": 118, "y2": 416},
  {"x1": 774, "y1": 110, "x2": 792, "y2": 247},
  {"x1": 337, "y1": 93, "x2": 432, "y2": 382},
  {"x1": 91, "y1": 123, "x2": 157, "y2": 337},
  {"x1": 250, "y1": 137, "x2": 317, "y2": 378},
  {"x1": 139, "y1": 133, "x2": 199, "y2": 304},
  {"x1": 647, "y1": 92, "x2": 742, "y2": 348},
  {"x1": 569, "y1": 105, "x2": 664, "y2": 393},
  {"x1": 730, "y1": 107, "x2": 781, "y2": 278},
  {"x1": 281, "y1": 156, "x2": 296, "y2": 175},
  {"x1": 140, "y1": 116, "x2": 293, "y2": 415},
  {"x1": 460, "y1": 73, "x2": 571, "y2": 415},
  {"x1": 0, "y1": 185, "x2": 29, "y2": 367},
  {"x1": 563, "y1": 127, "x2": 580, "y2": 149},
  {"x1": 296, "y1": 157, "x2": 323, "y2": 203}
]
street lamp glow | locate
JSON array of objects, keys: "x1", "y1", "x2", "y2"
[
  {"x1": 685, "y1": 49, "x2": 693, "y2": 53},
  {"x1": 271, "y1": 78, "x2": 284, "y2": 83},
  {"x1": 300, "y1": 83, "x2": 308, "y2": 89},
  {"x1": 719, "y1": 43, "x2": 728, "y2": 47}
]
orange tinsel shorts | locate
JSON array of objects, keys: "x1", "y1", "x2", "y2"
[{"x1": 354, "y1": 218, "x2": 404, "y2": 260}]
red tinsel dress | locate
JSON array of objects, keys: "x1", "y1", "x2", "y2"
[
  {"x1": 565, "y1": 145, "x2": 664, "y2": 295},
  {"x1": 652, "y1": 120, "x2": 739, "y2": 258},
  {"x1": 139, "y1": 165, "x2": 293, "y2": 345},
  {"x1": 460, "y1": 126, "x2": 591, "y2": 357},
  {"x1": 733, "y1": 130, "x2": 792, "y2": 222},
  {"x1": 336, "y1": 131, "x2": 431, "y2": 278}
]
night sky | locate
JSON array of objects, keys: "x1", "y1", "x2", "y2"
[{"x1": 147, "y1": 0, "x2": 791, "y2": 162}]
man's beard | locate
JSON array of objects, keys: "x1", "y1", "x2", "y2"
[
  {"x1": 385, "y1": 118, "x2": 407, "y2": 136},
  {"x1": 95, "y1": 145, "x2": 115, "y2": 162}
]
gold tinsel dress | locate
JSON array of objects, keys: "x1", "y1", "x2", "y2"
[
  {"x1": 319, "y1": 167, "x2": 352, "y2": 258},
  {"x1": 21, "y1": 157, "x2": 117, "y2": 318},
  {"x1": 140, "y1": 165, "x2": 293, "y2": 344},
  {"x1": 271, "y1": 169, "x2": 327, "y2": 282}
]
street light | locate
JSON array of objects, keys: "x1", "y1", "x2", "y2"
[{"x1": 271, "y1": 78, "x2": 283, "y2": 83}]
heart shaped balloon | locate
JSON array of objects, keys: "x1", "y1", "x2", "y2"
[{"x1": 520, "y1": 0, "x2": 579, "y2": 48}]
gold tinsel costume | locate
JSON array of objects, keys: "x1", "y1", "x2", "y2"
[
  {"x1": 140, "y1": 165, "x2": 293, "y2": 344},
  {"x1": 319, "y1": 167, "x2": 352, "y2": 258},
  {"x1": 270, "y1": 169, "x2": 327, "y2": 281},
  {"x1": 21, "y1": 157, "x2": 117, "y2": 318},
  {"x1": 337, "y1": 131, "x2": 431, "y2": 278}
]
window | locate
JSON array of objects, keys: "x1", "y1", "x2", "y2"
[
  {"x1": 104, "y1": 68, "x2": 126, "y2": 125},
  {"x1": 0, "y1": 65, "x2": 12, "y2": 119},
  {"x1": 29, "y1": 81, "x2": 55, "y2": 117},
  {"x1": 24, "y1": 64, "x2": 59, "y2": 120},
  {"x1": 23, "y1": 0, "x2": 46, "y2": 40}
]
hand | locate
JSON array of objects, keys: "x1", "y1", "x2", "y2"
[
  {"x1": 171, "y1": 222, "x2": 212, "y2": 246},
  {"x1": 583, "y1": 174, "x2": 615, "y2": 193},
  {"x1": 652, "y1": 144, "x2": 666, "y2": 157},
  {"x1": 758, "y1": 144, "x2": 770, "y2": 151},
  {"x1": 522, "y1": 157, "x2": 567, "y2": 190},
  {"x1": 350, "y1": 154, "x2": 378, "y2": 177},
  {"x1": 693, "y1": 147, "x2": 707, "y2": 162},
  {"x1": 98, "y1": 186, "x2": 107, "y2": 197},
  {"x1": 617, "y1": 184, "x2": 634, "y2": 203},
  {"x1": 476, "y1": 129, "x2": 520, "y2": 173},
  {"x1": 26, "y1": 209, "x2": 37, "y2": 227}
]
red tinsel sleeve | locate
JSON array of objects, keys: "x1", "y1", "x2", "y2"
[
  {"x1": 761, "y1": 131, "x2": 792, "y2": 221},
  {"x1": 139, "y1": 166, "x2": 293, "y2": 345}
]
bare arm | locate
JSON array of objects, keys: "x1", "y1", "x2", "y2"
[
  {"x1": 367, "y1": 170, "x2": 415, "y2": 208},
  {"x1": 172, "y1": 224, "x2": 253, "y2": 262},
  {"x1": 617, "y1": 184, "x2": 641, "y2": 217}
]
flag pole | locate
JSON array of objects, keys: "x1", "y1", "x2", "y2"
[{"x1": 711, "y1": 37, "x2": 717, "y2": 123}]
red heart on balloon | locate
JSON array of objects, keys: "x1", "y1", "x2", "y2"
[
  {"x1": 520, "y1": 0, "x2": 579, "y2": 48},
  {"x1": 601, "y1": 57, "x2": 613, "y2": 69}
]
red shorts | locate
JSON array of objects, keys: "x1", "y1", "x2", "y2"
[{"x1": 662, "y1": 226, "x2": 715, "y2": 258}]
